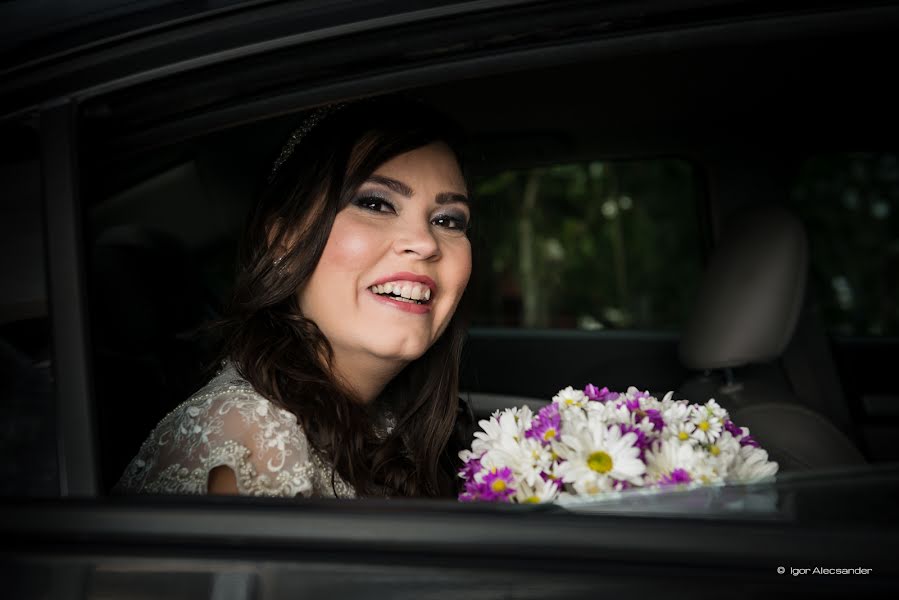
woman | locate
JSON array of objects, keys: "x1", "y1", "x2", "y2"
[{"x1": 115, "y1": 97, "x2": 474, "y2": 498}]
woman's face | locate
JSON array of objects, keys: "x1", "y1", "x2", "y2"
[{"x1": 298, "y1": 141, "x2": 472, "y2": 368}]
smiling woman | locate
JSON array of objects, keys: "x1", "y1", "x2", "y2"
[{"x1": 114, "y1": 97, "x2": 474, "y2": 499}]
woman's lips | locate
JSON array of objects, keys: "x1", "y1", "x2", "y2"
[
  {"x1": 370, "y1": 271, "x2": 437, "y2": 296},
  {"x1": 367, "y1": 289, "x2": 432, "y2": 314}
]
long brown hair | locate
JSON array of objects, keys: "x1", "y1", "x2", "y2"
[{"x1": 219, "y1": 97, "x2": 471, "y2": 497}]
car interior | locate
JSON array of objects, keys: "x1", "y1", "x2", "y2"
[
  {"x1": 66, "y1": 25, "x2": 899, "y2": 492},
  {"x1": 0, "y1": 2, "x2": 897, "y2": 498}
]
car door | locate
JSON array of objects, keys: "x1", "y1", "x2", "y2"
[{"x1": 4, "y1": 2, "x2": 899, "y2": 598}]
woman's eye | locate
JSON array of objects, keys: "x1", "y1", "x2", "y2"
[
  {"x1": 432, "y1": 214, "x2": 469, "y2": 231},
  {"x1": 352, "y1": 196, "x2": 396, "y2": 214}
]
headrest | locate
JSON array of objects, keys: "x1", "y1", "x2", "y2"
[{"x1": 679, "y1": 205, "x2": 808, "y2": 370}]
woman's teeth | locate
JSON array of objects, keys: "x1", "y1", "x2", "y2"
[{"x1": 370, "y1": 281, "x2": 432, "y2": 303}]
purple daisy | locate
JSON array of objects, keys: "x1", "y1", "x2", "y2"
[
  {"x1": 612, "y1": 479, "x2": 635, "y2": 491},
  {"x1": 723, "y1": 419, "x2": 743, "y2": 438},
  {"x1": 740, "y1": 434, "x2": 760, "y2": 448},
  {"x1": 624, "y1": 396, "x2": 642, "y2": 412},
  {"x1": 618, "y1": 423, "x2": 651, "y2": 460},
  {"x1": 623, "y1": 397, "x2": 665, "y2": 433},
  {"x1": 480, "y1": 467, "x2": 516, "y2": 502},
  {"x1": 459, "y1": 478, "x2": 487, "y2": 502},
  {"x1": 459, "y1": 457, "x2": 482, "y2": 482},
  {"x1": 526, "y1": 403, "x2": 562, "y2": 444},
  {"x1": 659, "y1": 468, "x2": 693, "y2": 486},
  {"x1": 584, "y1": 384, "x2": 619, "y2": 402},
  {"x1": 643, "y1": 408, "x2": 665, "y2": 432}
]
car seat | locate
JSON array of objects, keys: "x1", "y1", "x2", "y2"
[{"x1": 678, "y1": 204, "x2": 865, "y2": 471}]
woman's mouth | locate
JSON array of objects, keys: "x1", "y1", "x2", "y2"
[
  {"x1": 368, "y1": 280, "x2": 433, "y2": 314},
  {"x1": 369, "y1": 281, "x2": 431, "y2": 304}
]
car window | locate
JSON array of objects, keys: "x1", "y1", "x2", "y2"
[
  {"x1": 789, "y1": 153, "x2": 899, "y2": 337},
  {"x1": 470, "y1": 159, "x2": 703, "y2": 331},
  {"x1": 0, "y1": 125, "x2": 59, "y2": 497}
]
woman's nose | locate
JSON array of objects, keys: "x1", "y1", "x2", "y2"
[{"x1": 393, "y1": 220, "x2": 440, "y2": 259}]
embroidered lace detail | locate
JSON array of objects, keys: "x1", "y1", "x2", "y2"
[{"x1": 115, "y1": 363, "x2": 355, "y2": 498}]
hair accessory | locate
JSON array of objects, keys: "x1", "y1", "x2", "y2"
[{"x1": 269, "y1": 102, "x2": 348, "y2": 182}]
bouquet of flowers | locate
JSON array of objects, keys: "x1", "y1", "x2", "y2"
[{"x1": 458, "y1": 385, "x2": 778, "y2": 504}]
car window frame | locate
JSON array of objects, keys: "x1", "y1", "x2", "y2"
[{"x1": 9, "y1": 2, "x2": 899, "y2": 573}]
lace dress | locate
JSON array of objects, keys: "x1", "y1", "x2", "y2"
[{"x1": 115, "y1": 363, "x2": 358, "y2": 498}]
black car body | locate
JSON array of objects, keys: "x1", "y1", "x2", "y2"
[{"x1": 2, "y1": 1, "x2": 899, "y2": 598}]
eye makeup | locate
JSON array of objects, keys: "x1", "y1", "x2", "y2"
[{"x1": 350, "y1": 185, "x2": 470, "y2": 232}]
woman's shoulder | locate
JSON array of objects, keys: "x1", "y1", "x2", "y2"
[
  {"x1": 115, "y1": 362, "x2": 315, "y2": 497},
  {"x1": 182, "y1": 362, "x2": 299, "y2": 426}
]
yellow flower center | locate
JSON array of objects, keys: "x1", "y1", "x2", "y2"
[
  {"x1": 709, "y1": 445, "x2": 720, "y2": 456},
  {"x1": 491, "y1": 479, "x2": 507, "y2": 493},
  {"x1": 587, "y1": 451, "x2": 613, "y2": 473},
  {"x1": 698, "y1": 420, "x2": 710, "y2": 432},
  {"x1": 678, "y1": 431, "x2": 689, "y2": 441},
  {"x1": 543, "y1": 428, "x2": 557, "y2": 441},
  {"x1": 525, "y1": 496, "x2": 541, "y2": 504}
]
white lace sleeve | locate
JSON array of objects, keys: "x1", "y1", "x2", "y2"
[{"x1": 116, "y1": 384, "x2": 315, "y2": 497}]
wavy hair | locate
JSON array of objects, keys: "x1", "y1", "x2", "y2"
[{"x1": 219, "y1": 97, "x2": 472, "y2": 497}]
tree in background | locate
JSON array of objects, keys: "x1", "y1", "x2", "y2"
[{"x1": 472, "y1": 159, "x2": 702, "y2": 331}]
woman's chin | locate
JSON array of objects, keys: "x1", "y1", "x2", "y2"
[{"x1": 365, "y1": 337, "x2": 431, "y2": 363}]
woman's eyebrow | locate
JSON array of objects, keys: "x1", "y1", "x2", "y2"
[
  {"x1": 365, "y1": 174, "x2": 469, "y2": 205},
  {"x1": 436, "y1": 192, "x2": 470, "y2": 206},
  {"x1": 366, "y1": 174, "x2": 413, "y2": 197}
]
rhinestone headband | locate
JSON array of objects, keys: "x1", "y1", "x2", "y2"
[{"x1": 268, "y1": 102, "x2": 348, "y2": 182}]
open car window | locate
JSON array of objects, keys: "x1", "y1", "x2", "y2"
[{"x1": 471, "y1": 159, "x2": 702, "y2": 331}]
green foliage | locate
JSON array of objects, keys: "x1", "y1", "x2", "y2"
[
  {"x1": 790, "y1": 153, "x2": 899, "y2": 336},
  {"x1": 470, "y1": 159, "x2": 703, "y2": 331}
]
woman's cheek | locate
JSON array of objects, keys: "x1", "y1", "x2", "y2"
[
  {"x1": 453, "y1": 240, "x2": 473, "y2": 289},
  {"x1": 322, "y1": 220, "x2": 377, "y2": 270}
]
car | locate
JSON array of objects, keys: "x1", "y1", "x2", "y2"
[{"x1": 2, "y1": 0, "x2": 899, "y2": 598}]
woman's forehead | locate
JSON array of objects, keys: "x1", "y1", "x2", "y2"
[{"x1": 369, "y1": 142, "x2": 466, "y2": 193}]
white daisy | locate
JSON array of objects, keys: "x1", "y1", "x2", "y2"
[
  {"x1": 663, "y1": 399, "x2": 691, "y2": 424},
  {"x1": 458, "y1": 448, "x2": 477, "y2": 463},
  {"x1": 703, "y1": 398, "x2": 729, "y2": 421},
  {"x1": 484, "y1": 436, "x2": 554, "y2": 487},
  {"x1": 702, "y1": 431, "x2": 741, "y2": 479},
  {"x1": 668, "y1": 420, "x2": 698, "y2": 445},
  {"x1": 623, "y1": 386, "x2": 646, "y2": 399},
  {"x1": 645, "y1": 438, "x2": 700, "y2": 483},
  {"x1": 508, "y1": 405, "x2": 534, "y2": 430},
  {"x1": 555, "y1": 417, "x2": 646, "y2": 495},
  {"x1": 553, "y1": 386, "x2": 589, "y2": 410},
  {"x1": 472, "y1": 409, "x2": 525, "y2": 456},
  {"x1": 689, "y1": 404, "x2": 723, "y2": 444},
  {"x1": 513, "y1": 477, "x2": 562, "y2": 504},
  {"x1": 728, "y1": 445, "x2": 779, "y2": 482}
]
